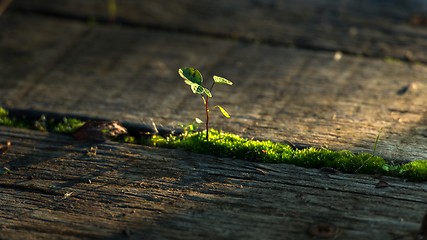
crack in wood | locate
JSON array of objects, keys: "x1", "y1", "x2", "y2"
[{"x1": 0, "y1": 183, "x2": 61, "y2": 196}]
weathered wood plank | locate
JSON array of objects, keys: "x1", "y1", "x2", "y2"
[
  {"x1": 9, "y1": 0, "x2": 427, "y2": 62},
  {"x1": 0, "y1": 126, "x2": 425, "y2": 239},
  {"x1": 0, "y1": 14, "x2": 426, "y2": 162},
  {"x1": 0, "y1": 12, "x2": 90, "y2": 105}
]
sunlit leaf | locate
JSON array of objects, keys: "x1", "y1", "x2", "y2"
[
  {"x1": 204, "y1": 87, "x2": 212, "y2": 97},
  {"x1": 184, "y1": 79, "x2": 193, "y2": 86},
  {"x1": 179, "y1": 67, "x2": 203, "y2": 85},
  {"x1": 195, "y1": 118, "x2": 203, "y2": 123},
  {"x1": 213, "y1": 75, "x2": 233, "y2": 85},
  {"x1": 214, "y1": 105, "x2": 230, "y2": 118},
  {"x1": 190, "y1": 83, "x2": 204, "y2": 95}
]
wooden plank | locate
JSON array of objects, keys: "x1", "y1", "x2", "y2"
[
  {"x1": 0, "y1": 126, "x2": 425, "y2": 239},
  {"x1": 9, "y1": 0, "x2": 427, "y2": 62},
  {"x1": 0, "y1": 14, "x2": 426, "y2": 162},
  {"x1": 0, "y1": 12, "x2": 89, "y2": 105}
]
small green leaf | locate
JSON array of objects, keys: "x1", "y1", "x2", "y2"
[
  {"x1": 190, "y1": 83, "x2": 204, "y2": 95},
  {"x1": 204, "y1": 87, "x2": 212, "y2": 97},
  {"x1": 184, "y1": 79, "x2": 193, "y2": 86},
  {"x1": 179, "y1": 67, "x2": 203, "y2": 85},
  {"x1": 214, "y1": 105, "x2": 230, "y2": 118},
  {"x1": 213, "y1": 75, "x2": 233, "y2": 85},
  {"x1": 195, "y1": 118, "x2": 203, "y2": 123}
]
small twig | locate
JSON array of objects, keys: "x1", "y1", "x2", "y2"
[
  {"x1": 205, "y1": 96, "x2": 209, "y2": 141},
  {"x1": 355, "y1": 128, "x2": 383, "y2": 173}
]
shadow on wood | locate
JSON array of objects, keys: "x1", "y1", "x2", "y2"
[{"x1": 0, "y1": 127, "x2": 425, "y2": 239}]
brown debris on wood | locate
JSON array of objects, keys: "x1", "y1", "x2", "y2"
[
  {"x1": 73, "y1": 121, "x2": 127, "y2": 142},
  {"x1": 0, "y1": 126, "x2": 426, "y2": 239},
  {"x1": 0, "y1": 140, "x2": 11, "y2": 155}
]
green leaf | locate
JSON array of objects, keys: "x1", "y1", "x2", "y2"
[
  {"x1": 214, "y1": 105, "x2": 230, "y2": 118},
  {"x1": 179, "y1": 67, "x2": 203, "y2": 85},
  {"x1": 184, "y1": 79, "x2": 193, "y2": 86},
  {"x1": 213, "y1": 75, "x2": 233, "y2": 85},
  {"x1": 190, "y1": 83, "x2": 204, "y2": 95},
  {"x1": 204, "y1": 87, "x2": 212, "y2": 97},
  {"x1": 195, "y1": 118, "x2": 203, "y2": 123}
]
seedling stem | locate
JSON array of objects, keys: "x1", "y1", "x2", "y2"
[{"x1": 178, "y1": 67, "x2": 233, "y2": 141}]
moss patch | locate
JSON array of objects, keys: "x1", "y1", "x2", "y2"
[
  {"x1": 0, "y1": 108, "x2": 85, "y2": 133},
  {"x1": 1, "y1": 107, "x2": 426, "y2": 181},
  {"x1": 150, "y1": 129, "x2": 427, "y2": 181},
  {"x1": 52, "y1": 118, "x2": 85, "y2": 134},
  {"x1": 0, "y1": 108, "x2": 29, "y2": 128}
]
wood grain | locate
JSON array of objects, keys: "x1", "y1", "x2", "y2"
[
  {"x1": 10, "y1": 0, "x2": 427, "y2": 63},
  {"x1": 1, "y1": 2, "x2": 426, "y2": 239},
  {"x1": 0, "y1": 126, "x2": 425, "y2": 239},
  {"x1": 0, "y1": 14, "x2": 426, "y2": 162}
]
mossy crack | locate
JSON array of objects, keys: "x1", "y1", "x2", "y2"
[{"x1": 1, "y1": 107, "x2": 426, "y2": 181}]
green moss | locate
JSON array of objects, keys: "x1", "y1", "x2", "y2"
[
  {"x1": 398, "y1": 160, "x2": 427, "y2": 181},
  {"x1": 384, "y1": 56, "x2": 403, "y2": 64},
  {"x1": 0, "y1": 107, "x2": 84, "y2": 133},
  {"x1": 123, "y1": 136, "x2": 135, "y2": 143},
  {"x1": 1, "y1": 107, "x2": 426, "y2": 181},
  {"x1": 151, "y1": 129, "x2": 427, "y2": 181},
  {"x1": 0, "y1": 108, "x2": 30, "y2": 128},
  {"x1": 52, "y1": 118, "x2": 85, "y2": 134},
  {"x1": 0, "y1": 108, "x2": 14, "y2": 126}
]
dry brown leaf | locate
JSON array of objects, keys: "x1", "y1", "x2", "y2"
[
  {"x1": 74, "y1": 121, "x2": 127, "y2": 142},
  {"x1": 0, "y1": 140, "x2": 11, "y2": 155}
]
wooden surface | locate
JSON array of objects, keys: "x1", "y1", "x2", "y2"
[
  {"x1": 0, "y1": 126, "x2": 425, "y2": 240},
  {"x1": 1, "y1": 1, "x2": 427, "y2": 239},
  {"x1": 1, "y1": 4, "x2": 427, "y2": 162},
  {"x1": 11, "y1": 0, "x2": 427, "y2": 63}
]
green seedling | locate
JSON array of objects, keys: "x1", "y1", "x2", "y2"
[{"x1": 178, "y1": 67, "x2": 233, "y2": 140}]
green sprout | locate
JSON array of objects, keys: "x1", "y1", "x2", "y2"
[{"x1": 178, "y1": 67, "x2": 233, "y2": 141}]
